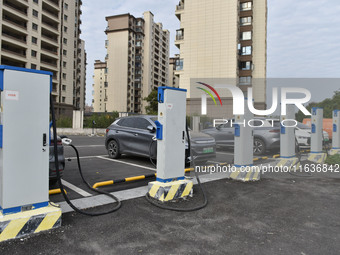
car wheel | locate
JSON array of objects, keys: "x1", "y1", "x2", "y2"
[
  {"x1": 107, "y1": 140, "x2": 121, "y2": 159},
  {"x1": 254, "y1": 138, "x2": 266, "y2": 155}
]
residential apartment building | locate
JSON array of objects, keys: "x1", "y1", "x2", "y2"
[
  {"x1": 93, "y1": 11, "x2": 169, "y2": 113},
  {"x1": 168, "y1": 55, "x2": 179, "y2": 88},
  {"x1": 0, "y1": 0, "x2": 86, "y2": 116},
  {"x1": 92, "y1": 60, "x2": 107, "y2": 112},
  {"x1": 175, "y1": 0, "x2": 267, "y2": 117}
]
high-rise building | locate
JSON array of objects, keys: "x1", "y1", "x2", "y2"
[
  {"x1": 168, "y1": 55, "x2": 180, "y2": 88},
  {"x1": 92, "y1": 60, "x2": 107, "y2": 112},
  {"x1": 93, "y1": 11, "x2": 169, "y2": 113},
  {"x1": 174, "y1": 0, "x2": 267, "y2": 116},
  {"x1": 0, "y1": 0, "x2": 86, "y2": 116}
]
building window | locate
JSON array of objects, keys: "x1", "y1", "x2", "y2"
[
  {"x1": 64, "y1": 26, "x2": 68, "y2": 33},
  {"x1": 62, "y1": 73, "x2": 66, "y2": 79},
  {"x1": 62, "y1": 85, "x2": 66, "y2": 91},
  {"x1": 31, "y1": 64, "x2": 37, "y2": 69},
  {"x1": 240, "y1": 17, "x2": 252, "y2": 26},
  {"x1": 240, "y1": 31, "x2": 252, "y2": 40},
  {"x1": 240, "y1": 2, "x2": 252, "y2": 11},
  {"x1": 62, "y1": 97, "x2": 66, "y2": 103},
  {"x1": 64, "y1": 15, "x2": 68, "y2": 21},
  {"x1": 239, "y1": 61, "x2": 252, "y2": 70},
  {"x1": 31, "y1": 50, "x2": 37, "y2": 57},
  {"x1": 32, "y1": 23, "x2": 38, "y2": 30},
  {"x1": 240, "y1": 46, "x2": 252, "y2": 55},
  {"x1": 33, "y1": 9, "x2": 38, "y2": 17},
  {"x1": 176, "y1": 29, "x2": 184, "y2": 40},
  {"x1": 64, "y1": 3, "x2": 68, "y2": 10},
  {"x1": 176, "y1": 59, "x2": 184, "y2": 71},
  {"x1": 239, "y1": 76, "x2": 252, "y2": 85},
  {"x1": 32, "y1": 37, "x2": 37, "y2": 44},
  {"x1": 33, "y1": 0, "x2": 38, "y2": 3},
  {"x1": 63, "y1": 61, "x2": 67, "y2": 67},
  {"x1": 63, "y1": 38, "x2": 67, "y2": 44},
  {"x1": 63, "y1": 50, "x2": 67, "y2": 55}
]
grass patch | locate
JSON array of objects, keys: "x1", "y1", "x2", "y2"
[{"x1": 325, "y1": 154, "x2": 340, "y2": 165}]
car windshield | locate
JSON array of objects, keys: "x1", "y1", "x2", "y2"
[{"x1": 297, "y1": 122, "x2": 310, "y2": 129}]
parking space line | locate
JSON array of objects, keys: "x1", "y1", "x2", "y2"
[
  {"x1": 66, "y1": 155, "x2": 107, "y2": 160},
  {"x1": 65, "y1": 145, "x2": 104, "y2": 148},
  {"x1": 207, "y1": 160, "x2": 227, "y2": 164},
  {"x1": 216, "y1": 151, "x2": 234, "y2": 155},
  {"x1": 97, "y1": 156, "x2": 157, "y2": 171},
  {"x1": 61, "y1": 179, "x2": 92, "y2": 197}
]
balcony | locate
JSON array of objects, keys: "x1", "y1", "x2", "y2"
[
  {"x1": 41, "y1": 42, "x2": 58, "y2": 57},
  {"x1": 45, "y1": 0, "x2": 60, "y2": 9},
  {"x1": 2, "y1": 26, "x2": 27, "y2": 45},
  {"x1": 1, "y1": 55, "x2": 26, "y2": 68},
  {"x1": 3, "y1": 0, "x2": 28, "y2": 16},
  {"x1": 41, "y1": 54, "x2": 58, "y2": 68},
  {"x1": 42, "y1": 15, "x2": 59, "y2": 32},
  {"x1": 2, "y1": 11, "x2": 27, "y2": 31},
  {"x1": 42, "y1": 2, "x2": 59, "y2": 21},
  {"x1": 175, "y1": 2, "x2": 184, "y2": 20}
]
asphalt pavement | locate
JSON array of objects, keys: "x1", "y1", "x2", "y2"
[{"x1": 1, "y1": 135, "x2": 339, "y2": 254}]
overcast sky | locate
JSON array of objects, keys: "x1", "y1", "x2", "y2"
[{"x1": 81, "y1": 0, "x2": 340, "y2": 106}]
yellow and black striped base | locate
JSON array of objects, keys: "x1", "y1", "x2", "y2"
[
  {"x1": 275, "y1": 157, "x2": 300, "y2": 170},
  {"x1": 329, "y1": 149, "x2": 340, "y2": 156},
  {"x1": 0, "y1": 204, "x2": 61, "y2": 242},
  {"x1": 307, "y1": 153, "x2": 327, "y2": 163},
  {"x1": 226, "y1": 166, "x2": 260, "y2": 182},
  {"x1": 148, "y1": 180, "x2": 193, "y2": 202}
]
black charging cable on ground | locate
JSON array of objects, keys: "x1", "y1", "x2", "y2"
[
  {"x1": 145, "y1": 122, "x2": 208, "y2": 212},
  {"x1": 148, "y1": 137, "x2": 157, "y2": 168},
  {"x1": 50, "y1": 94, "x2": 121, "y2": 216},
  {"x1": 288, "y1": 137, "x2": 313, "y2": 177}
]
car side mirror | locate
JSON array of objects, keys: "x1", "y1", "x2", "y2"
[{"x1": 147, "y1": 125, "x2": 156, "y2": 133}]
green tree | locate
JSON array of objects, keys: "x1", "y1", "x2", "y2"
[
  {"x1": 296, "y1": 90, "x2": 340, "y2": 122},
  {"x1": 144, "y1": 90, "x2": 158, "y2": 115}
]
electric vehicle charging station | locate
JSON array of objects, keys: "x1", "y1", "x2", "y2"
[
  {"x1": 330, "y1": 110, "x2": 340, "y2": 155},
  {"x1": 0, "y1": 66, "x2": 61, "y2": 242},
  {"x1": 226, "y1": 99, "x2": 260, "y2": 182},
  {"x1": 147, "y1": 87, "x2": 193, "y2": 201},
  {"x1": 308, "y1": 107, "x2": 327, "y2": 163},
  {"x1": 275, "y1": 104, "x2": 300, "y2": 169}
]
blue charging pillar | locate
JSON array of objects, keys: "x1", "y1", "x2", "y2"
[
  {"x1": 308, "y1": 107, "x2": 327, "y2": 163},
  {"x1": 330, "y1": 110, "x2": 340, "y2": 155}
]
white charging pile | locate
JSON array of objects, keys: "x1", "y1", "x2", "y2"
[
  {"x1": 147, "y1": 87, "x2": 193, "y2": 201},
  {"x1": 275, "y1": 104, "x2": 300, "y2": 169},
  {"x1": 330, "y1": 110, "x2": 340, "y2": 155},
  {"x1": 226, "y1": 98, "x2": 260, "y2": 182},
  {"x1": 0, "y1": 66, "x2": 61, "y2": 243},
  {"x1": 308, "y1": 107, "x2": 327, "y2": 163}
]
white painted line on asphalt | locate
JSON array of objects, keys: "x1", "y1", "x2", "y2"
[
  {"x1": 97, "y1": 156, "x2": 156, "y2": 171},
  {"x1": 64, "y1": 145, "x2": 104, "y2": 148},
  {"x1": 61, "y1": 179, "x2": 92, "y2": 197},
  {"x1": 66, "y1": 155, "x2": 107, "y2": 160},
  {"x1": 207, "y1": 160, "x2": 227, "y2": 164},
  {"x1": 216, "y1": 151, "x2": 234, "y2": 155}
]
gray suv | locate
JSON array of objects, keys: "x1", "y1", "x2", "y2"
[
  {"x1": 105, "y1": 115, "x2": 216, "y2": 164},
  {"x1": 202, "y1": 118, "x2": 280, "y2": 155}
]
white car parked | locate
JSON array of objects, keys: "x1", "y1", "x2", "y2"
[{"x1": 295, "y1": 122, "x2": 329, "y2": 148}]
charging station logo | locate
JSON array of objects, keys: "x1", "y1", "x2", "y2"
[{"x1": 196, "y1": 82, "x2": 222, "y2": 115}]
